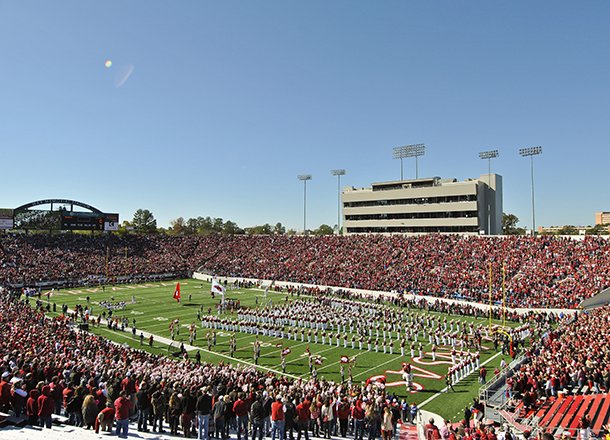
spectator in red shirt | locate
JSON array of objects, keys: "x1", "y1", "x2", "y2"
[
  {"x1": 337, "y1": 397, "x2": 350, "y2": 438},
  {"x1": 271, "y1": 395, "x2": 285, "y2": 440},
  {"x1": 295, "y1": 397, "x2": 311, "y2": 440},
  {"x1": 424, "y1": 418, "x2": 441, "y2": 440},
  {"x1": 352, "y1": 399, "x2": 365, "y2": 440},
  {"x1": 233, "y1": 391, "x2": 251, "y2": 440},
  {"x1": 37, "y1": 385, "x2": 55, "y2": 429},
  {"x1": 26, "y1": 388, "x2": 39, "y2": 426},
  {"x1": 95, "y1": 401, "x2": 115, "y2": 433},
  {"x1": 114, "y1": 391, "x2": 133, "y2": 438},
  {"x1": 0, "y1": 371, "x2": 11, "y2": 412}
]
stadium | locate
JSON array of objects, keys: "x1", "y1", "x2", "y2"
[
  {"x1": 3, "y1": 2, "x2": 610, "y2": 440},
  {"x1": 1, "y1": 203, "x2": 610, "y2": 440}
]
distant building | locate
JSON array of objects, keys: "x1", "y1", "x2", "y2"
[
  {"x1": 537, "y1": 225, "x2": 588, "y2": 235},
  {"x1": 595, "y1": 212, "x2": 610, "y2": 226},
  {"x1": 342, "y1": 174, "x2": 502, "y2": 235}
]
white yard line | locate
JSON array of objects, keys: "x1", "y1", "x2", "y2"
[
  {"x1": 93, "y1": 318, "x2": 301, "y2": 380},
  {"x1": 352, "y1": 355, "x2": 403, "y2": 379}
]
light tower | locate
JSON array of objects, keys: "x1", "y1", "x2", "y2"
[
  {"x1": 330, "y1": 169, "x2": 346, "y2": 235},
  {"x1": 393, "y1": 144, "x2": 425, "y2": 180},
  {"x1": 519, "y1": 146, "x2": 543, "y2": 235},
  {"x1": 479, "y1": 149, "x2": 499, "y2": 234},
  {"x1": 297, "y1": 175, "x2": 312, "y2": 234}
]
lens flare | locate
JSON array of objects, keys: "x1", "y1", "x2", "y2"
[{"x1": 104, "y1": 60, "x2": 113, "y2": 68}]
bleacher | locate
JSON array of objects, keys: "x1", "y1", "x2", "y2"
[{"x1": 506, "y1": 393, "x2": 610, "y2": 436}]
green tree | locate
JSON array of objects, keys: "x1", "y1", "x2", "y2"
[
  {"x1": 169, "y1": 217, "x2": 187, "y2": 235},
  {"x1": 502, "y1": 213, "x2": 526, "y2": 235},
  {"x1": 313, "y1": 224, "x2": 334, "y2": 235},
  {"x1": 273, "y1": 222, "x2": 286, "y2": 235},
  {"x1": 199, "y1": 217, "x2": 214, "y2": 234},
  {"x1": 212, "y1": 217, "x2": 224, "y2": 233},
  {"x1": 185, "y1": 217, "x2": 201, "y2": 235},
  {"x1": 222, "y1": 220, "x2": 243, "y2": 235},
  {"x1": 132, "y1": 209, "x2": 157, "y2": 233},
  {"x1": 586, "y1": 224, "x2": 609, "y2": 235},
  {"x1": 557, "y1": 225, "x2": 578, "y2": 235}
]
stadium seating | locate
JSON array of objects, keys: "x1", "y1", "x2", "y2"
[{"x1": 2, "y1": 233, "x2": 610, "y2": 309}]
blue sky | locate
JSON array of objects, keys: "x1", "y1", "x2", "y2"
[{"x1": 1, "y1": 1, "x2": 609, "y2": 230}]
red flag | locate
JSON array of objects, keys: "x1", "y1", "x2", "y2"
[
  {"x1": 314, "y1": 357, "x2": 323, "y2": 365},
  {"x1": 173, "y1": 283, "x2": 181, "y2": 302}
]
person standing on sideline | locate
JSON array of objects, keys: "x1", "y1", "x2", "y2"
[
  {"x1": 152, "y1": 388, "x2": 167, "y2": 434},
  {"x1": 381, "y1": 406, "x2": 393, "y2": 440},
  {"x1": 250, "y1": 393, "x2": 265, "y2": 440},
  {"x1": 479, "y1": 367, "x2": 487, "y2": 384},
  {"x1": 233, "y1": 391, "x2": 251, "y2": 440},
  {"x1": 271, "y1": 395, "x2": 285, "y2": 440},
  {"x1": 197, "y1": 386, "x2": 213, "y2": 440},
  {"x1": 37, "y1": 385, "x2": 55, "y2": 429},
  {"x1": 136, "y1": 382, "x2": 151, "y2": 432},
  {"x1": 295, "y1": 397, "x2": 310, "y2": 440},
  {"x1": 114, "y1": 391, "x2": 133, "y2": 439},
  {"x1": 352, "y1": 399, "x2": 365, "y2": 440}
]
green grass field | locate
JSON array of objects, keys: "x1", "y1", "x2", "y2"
[{"x1": 34, "y1": 279, "x2": 517, "y2": 422}]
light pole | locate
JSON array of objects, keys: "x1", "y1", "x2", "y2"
[
  {"x1": 393, "y1": 144, "x2": 426, "y2": 180},
  {"x1": 479, "y1": 149, "x2": 499, "y2": 234},
  {"x1": 519, "y1": 146, "x2": 543, "y2": 235},
  {"x1": 297, "y1": 175, "x2": 312, "y2": 234},
  {"x1": 330, "y1": 169, "x2": 346, "y2": 234}
]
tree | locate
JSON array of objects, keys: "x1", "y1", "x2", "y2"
[
  {"x1": 273, "y1": 222, "x2": 286, "y2": 235},
  {"x1": 132, "y1": 209, "x2": 157, "y2": 233},
  {"x1": 557, "y1": 225, "x2": 578, "y2": 235},
  {"x1": 212, "y1": 217, "x2": 224, "y2": 233},
  {"x1": 169, "y1": 217, "x2": 187, "y2": 235},
  {"x1": 198, "y1": 217, "x2": 214, "y2": 234},
  {"x1": 313, "y1": 224, "x2": 334, "y2": 235},
  {"x1": 586, "y1": 224, "x2": 609, "y2": 235},
  {"x1": 185, "y1": 217, "x2": 201, "y2": 235},
  {"x1": 222, "y1": 220, "x2": 243, "y2": 235},
  {"x1": 502, "y1": 213, "x2": 525, "y2": 235}
]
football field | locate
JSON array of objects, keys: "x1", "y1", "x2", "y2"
[{"x1": 36, "y1": 279, "x2": 517, "y2": 421}]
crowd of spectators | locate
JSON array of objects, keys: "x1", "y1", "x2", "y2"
[
  {"x1": 508, "y1": 306, "x2": 610, "y2": 407},
  {"x1": 2, "y1": 233, "x2": 610, "y2": 309},
  {"x1": 0, "y1": 290, "x2": 421, "y2": 438},
  {"x1": 2, "y1": 284, "x2": 605, "y2": 439}
]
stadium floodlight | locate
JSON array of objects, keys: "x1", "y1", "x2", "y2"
[
  {"x1": 479, "y1": 149, "x2": 500, "y2": 234},
  {"x1": 393, "y1": 144, "x2": 425, "y2": 180},
  {"x1": 330, "y1": 169, "x2": 346, "y2": 235},
  {"x1": 519, "y1": 146, "x2": 543, "y2": 235},
  {"x1": 297, "y1": 175, "x2": 312, "y2": 234}
]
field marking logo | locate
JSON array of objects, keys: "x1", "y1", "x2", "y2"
[{"x1": 250, "y1": 341, "x2": 273, "y2": 348}]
